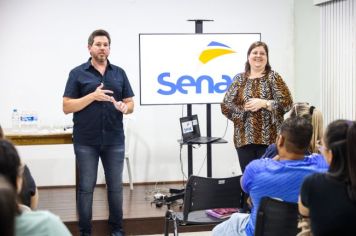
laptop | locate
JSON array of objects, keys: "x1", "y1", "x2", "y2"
[{"x1": 179, "y1": 115, "x2": 221, "y2": 144}]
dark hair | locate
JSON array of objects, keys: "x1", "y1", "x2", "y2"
[
  {"x1": 0, "y1": 140, "x2": 21, "y2": 191},
  {"x1": 0, "y1": 175, "x2": 16, "y2": 236},
  {"x1": 244, "y1": 41, "x2": 272, "y2": 76},
  {"x1": 324, "y1": 120, "x2": 356, "y2": 201},
  {"x1": 280, "y1": 117, "x2": 313, "y2": 154},
  {"x1": 88, "y1": 29, "x2": 111, "y2": 46}
]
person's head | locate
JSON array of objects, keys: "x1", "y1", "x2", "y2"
[
  {"x1": 244, "y1": 41, "x2": 271, "y2": 76},
  {"x1": 276, "y1": 117, "x2": 313, "y2": 157},
  {"x1": 289, "y1": 103, "x2": 324, "y2": 153},
  {"x1": 320, "y1": 119, "x2": 356, "y2": 201},
  {"x1": 0, "y1": 139, "x2": 23, "y2": 193},
  {"x1": 88, "y1": 29, "x2": 111, "y2": 63},
  {"x1": 0, "y1": 175, "x2": 17, "y2": 236}
]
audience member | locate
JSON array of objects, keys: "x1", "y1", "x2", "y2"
[
  {"x1": 0, "y1": 175, "x2": 17, "y2": 236},
  {"x1": 212, "y1": 117, "x2": 328, "y2": 236},
  {"x1": 19, "y1": 166, "x2": 38, "y2": 209},
  {"x1": 261, "y1": 102, "x2": 324, "y2": 158},
  {"x1": 221, "y1": 41, "x2": 293, "y2": 173},
  {"x1": 299, "y1": 119, "x2": 356, "y2": 235},
  {"x1": 0, "y1": 124, "x2": 39, "y2": 209},
  {"x1": 0, "y1": 139, "x2": 72, "y2": 235}
]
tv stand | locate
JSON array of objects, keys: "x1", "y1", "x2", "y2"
[
  {"x1": 182, "y1": 19, "x2": 228, "y2": 177},
  {"x1": 178, "y1": 138, "x2": 227, "y2": 177}
]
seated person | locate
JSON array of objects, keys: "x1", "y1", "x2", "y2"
[
  {"x1": 0, "y1": 139, "x2": 72, "y2": 235},
  {"x1": 261, "y1": 102, "x2": 324, "y2": 158},
  {"x1": 20, "y1": 165, "x2": 38, "y2": 209},
  {"x1": 299, "y1": 119, "x2": 356, "y2": 235},
  {"x1": 212, "y1": 117, "x2": 328, "y2": 236},
  {"x1": 0, "y1": 124, "x2": 39, "y2": 209},
  {"x1": 0, "y1": 175, "x2": 17, "y2": 236}
]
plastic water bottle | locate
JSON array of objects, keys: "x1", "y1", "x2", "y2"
[
  {"x1": 33, "y1": 111, "x2": 38, "y2": 130},
  {"x1": 11, "y1": 109, "x2": 20, "y2": 131},
  {"x1": 30, "y1": 111, "x2": 38, "y2": 131},
  {"x1": 20, "y1": 111, "x2": 29, "y2": 132}
]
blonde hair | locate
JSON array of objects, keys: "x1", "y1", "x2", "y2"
[{"x1": 289, "y1": 103, "x2": 324, "y2": 153}]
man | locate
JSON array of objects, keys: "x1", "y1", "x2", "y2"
[
  {"x1": 212, "y1": 117, "x2": 328, "y2": 236},
  {"x1": 63, "y1": 29, "x2": 134, "y2": 236}
]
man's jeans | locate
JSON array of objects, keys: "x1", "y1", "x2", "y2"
[
  {"x1": 212, "y1": 213, "x2": 250, "y2": 236},
  {"x1": 74, "y1": 144, "x2": 125, "y2": 235}
]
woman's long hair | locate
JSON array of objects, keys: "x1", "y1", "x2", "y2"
[
  {"x1": 289, "y1": 103, "x2": 324, "y2": 153},
  {"x1": 0, "y1": 176, "x2": 16, "y2": 236},
  {"x1": 0, "y1": 140, "x2": 21, "y2": 215},
  {"x1": 325, "y1": 120, "x2": 356, "y2": 201}
]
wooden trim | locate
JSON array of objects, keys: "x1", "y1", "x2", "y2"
[{"x1": 4, "y1": 132, "x2": 72, "y2": 145}]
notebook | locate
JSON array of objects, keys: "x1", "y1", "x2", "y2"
[{"x1": 179, "y1": 115, "x2": 220, "y2": 144}]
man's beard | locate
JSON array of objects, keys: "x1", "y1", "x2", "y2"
[{"x1": 93, "y1": 53, "x2": 107, "y2": 63}]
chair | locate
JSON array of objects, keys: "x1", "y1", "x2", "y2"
[
  {"x1": 164, "y1": 175, "x2": 243, "y2": 236},
  {"x1": 96, "y1": 116, "x2": 134, "y2": 190},
  {"x1": 254, "y1": 196, "x2": 299, "y2": 236},
  {"x1": 123, "y1": 116, "x2": 133, "y2": 191}
]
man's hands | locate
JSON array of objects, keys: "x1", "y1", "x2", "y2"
[
  {"x1": 110, "y1": 97, "x2": 128, "y2": 114},
  {"x1": 93, "y1": 83, "x2": 128, "y2": 114},
  {"x1": 92, "y1": 83, "x2": 113, "y2": 102}
]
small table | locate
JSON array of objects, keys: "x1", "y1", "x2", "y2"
[
  {"x1": 4, "y1": 130, "x2": 77, "y2": 197},
  {"x1": 5, "y1": 131, "x2": 73, "y2": 146}
]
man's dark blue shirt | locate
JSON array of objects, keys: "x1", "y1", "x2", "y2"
[{"x1": 63, "y1": 58, "x2": 134, "y2": 145}]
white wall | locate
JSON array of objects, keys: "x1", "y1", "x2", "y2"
[
  {"x1": 294, "y1": 0, "x2": 321, "y2": 108},
  {"x1": 0, "y1": 0, "x2": 296, "y2": 186}
]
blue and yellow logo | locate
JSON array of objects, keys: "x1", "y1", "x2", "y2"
[{"x1": 199, "y1": 41, "x2": 236, "y2": 64}]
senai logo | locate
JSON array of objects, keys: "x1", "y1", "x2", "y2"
[
  {"x1": 199, "y1": 41, "x2": 236, "y2": 64},
  {"x1": 157, "y1": 41, "x2": 236, "y2": 95}
]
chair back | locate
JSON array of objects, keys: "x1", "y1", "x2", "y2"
[
  {"x1": 182, "y1": 175, "x2": 243, "y2": 221},
  {"x1": 123, "y1": 115, "x2": 133, "y2": 154},
  {"x1": 254, "y1": 197, "x2": 299, "y2": 236}
]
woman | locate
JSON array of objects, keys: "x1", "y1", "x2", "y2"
[
  {"x1": 299, "y1": 120, "x2": 356, "y2": 235},
  {"x1": 0, "y1": 175, "x2": 17, "y2": 236},
  {"x1": 261, "y1": 102, "x2": 324, "y2": 158},
  {"x1": 0, "y1": 139, "x2": 72, "y2": 235},
  {"x1": 0, "y1": 124, "x2": 39, "y2": 209},
  {"x1": 221, "y1": 41, "x2": 293, "y2": 172},
  {"x1": 290, "y1": 103, "x2": 323, "y2": 153}
]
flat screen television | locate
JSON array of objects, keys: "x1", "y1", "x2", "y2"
[{"x1": 139, "y1": 33, "x2": 261, "y2": 105}]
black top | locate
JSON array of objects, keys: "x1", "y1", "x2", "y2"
[
  {"x1": 20, "y1": 165, "x2": 36, "y2": 207},
  {"x1": 63, "y1": 59, "x2": 134, "y2": 145},
  {"x1": 300, "y1": 173, "x2": 356, "y2": 236}
]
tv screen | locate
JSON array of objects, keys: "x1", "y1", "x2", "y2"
[{"x1": 139, "y1": 33, "x2": 261, "y2": 105}]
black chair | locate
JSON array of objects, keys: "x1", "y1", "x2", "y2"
[
  {"x1": 254, "y1": 196, "x2": 299, "y2": 236},
  {"x1": 164, "y1": 175, "x2": 243, "y2": 236}
]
